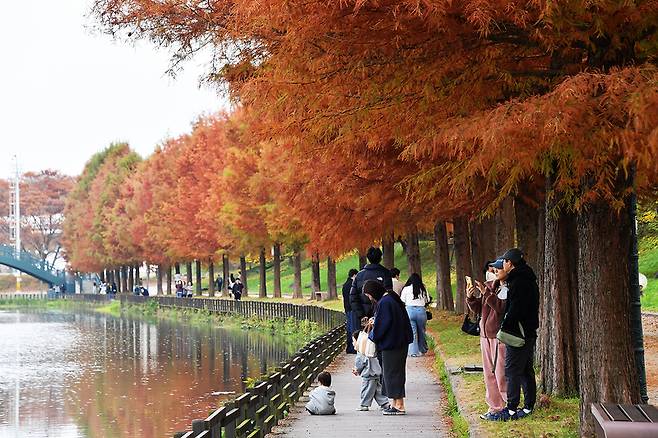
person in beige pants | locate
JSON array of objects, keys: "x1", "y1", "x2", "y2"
[{"x1": 467, "y1": 259, "x2": 508, "y2": 421}]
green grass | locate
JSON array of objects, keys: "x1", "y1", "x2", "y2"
[
  {"x1": 427, "y1": 311, "x2": 579, "y2": 438},
  {"x1": 640, "y1": 240, "x2": 658, "y2": 311}
]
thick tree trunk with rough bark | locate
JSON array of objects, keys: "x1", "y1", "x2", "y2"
[
  {"x1": 469, "y1": 217, "x2": 496, "y2": 281},
  {"x1": 358, "y1": 249, "x2": 367, "y2": 270},
  {"x1": 259, "y1": 248, "x2": 267, "y2": 298},
  {"x1": 222, "y1": 254, "x2": 230, "y2": 297},
  {"x1": 540, "y1": 193, "x2": 579, "y2": 397},
  {"x1": 166, "y1": 265, "x2": 172, "y2": 295},
  {"x1": 434, "y1": 221, "x2": 454, "y2": 311},
  {"x1": 515, "y1": 196, "x2": 540, "y2": 270},
  {"x1": 195, "y1": 260, "x2": 202, "y2": 296},
  {"x1": 327, "y1": 256, "x2": 337, "y2": 299},
  {"x1": 406, "y1": 225, "x2": 422, "y2": 278},
  {"x1": 273, "y1": 243, "x2": 282, "y2": 298},
  {"x1": 311, "y1": 252, "x2": 321, "y2": 293},
  {"x1": 293, "y1": 251, "x2": 303, "y2": 298},
  {"x1": 156, "y1": 265, "x2": 163, "y2": 295},
  {"x1": 495, "y1": 196, "x2": 516, "y2": 255},
  {"x1": 453, "y1": 217, "x2": 472, "y2": 314},
  {"x1": 577, "y1": 197, "x2": 640, "y2": 435},
  {"x1": 208, "y1": 261, "x2": 215, "y2": 297},
  {"x1": 382, "y1": 233, "x2": 395, "y2": 269},
  {"x1": 240, "y1": 256, "x2": 248, "y2": 296}
]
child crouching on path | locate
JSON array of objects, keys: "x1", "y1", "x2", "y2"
[
  {"x1": 305, "y1": 371, "x2": 336, "y2": 415},
  {"x1": 352, "y1": 331, "x2": 390, "y2": 411}
]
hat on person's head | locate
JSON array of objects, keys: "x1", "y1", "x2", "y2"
[
  {"x1": 501, "y1": 248, "x2": 524, "y2": 265},
  {"x1": 488, "y1": 259, "x2": 504, "y2": 269}
]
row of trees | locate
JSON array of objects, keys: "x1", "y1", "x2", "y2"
[{"x1": 72, "y1": 0, "x2": 658, "y2": 433}]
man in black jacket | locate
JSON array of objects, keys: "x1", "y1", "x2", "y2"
[
  {"x1": 343, "y1": 269, "x2": 359, "y2": 353},
  {"x1": 349, "y1": 247, "x2": 393, "y2": 325},
  {"x1": 499, "y1": 248, "x2": 539, "y2": 421}
]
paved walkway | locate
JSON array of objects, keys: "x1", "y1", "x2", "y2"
[{"x1": 269, "y1": 353, "x2": 449, "y2": 437}]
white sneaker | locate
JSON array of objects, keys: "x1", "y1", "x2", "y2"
[{"x1": 357, "y1": 406, "x2": 369, "y2": 411}]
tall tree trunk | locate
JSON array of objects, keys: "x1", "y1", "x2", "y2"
[
  {"x1": 382, "y1": 233, "x2": 395, "y2": 269},
  {"x1": 240, "y1": 256, "x2": 248, "y2": 296},
  {"x1": 128, "y1": 265, "x2": 134, "y2": 292},
  {"x1": 273, "y1": 243, "x2": 282, "y2": 298},
  {"x1": 222, "y1": 254, "x2": 230, "y2": 297},
  {"x1": 175, "y1": 263, "x2": 181, "y2": 275},
  {"x1": 327, "y1": 256, "x2": 337, "y2": 299},
  {"x1": 469, "y1": 217, "x2": 496, "y2": 281},
  {"x1": 100, "y1": 270, "x2": 105, "y2": 283},
  {"x1": 292, "y1": 251, "x2": 303, "y2": 299},
  {"x1": 208, "y1": 260, "x2": 215, "y2": 297},
  {"x1": 259, "y1": 247, "x2": 267, "y2": 298},
  {"x1": 311, "y1": 251, "x2": 321, "y2": 293},
  {"x1": 495, "y1": 196, "x2": 516, "y2": 255},
  {"x1": 540, "y1": 183, "x2": 579, "y2": 396},
  {"x1": 516, "y1": 196, "x2": 540, "y2": 270},
  {"x1": 453, "y1": 217, "x2": 472, "y2": 314},
  {"x1": 358, "y1": 248, "x2": 367, "y2": 269},
  {"x1": 577, "y1": 196, "x2": 640, "y2": 435},
  {"x1": 166, "y1": 265, "x2": 172, "y2": 295},
  {"x1": 406, "y1": 224, "x2": 422, "y2": 278},
  {"x1": 195, "y1": 259, "x2": 202, "y2": 296},
  {"x1": 186, "y1": 262, "x2": 193, "y2": 286},
  {"x1": 156, "y1": 265, "x2": 163, "y2": 295},
  {"x1": 120, "y1": 267, "x2": 128, "y2": 293},
  {"x1": 135, "y1": 264, "x2": 141, "y2": 286},
  {"x1": 434, "y1": 221, "x2": 454, "y2": 311}
]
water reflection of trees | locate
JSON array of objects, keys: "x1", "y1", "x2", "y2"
[{"x1": 67, "y1": 312, "x2": 302, "y2": 437}]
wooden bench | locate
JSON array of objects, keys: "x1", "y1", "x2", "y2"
[{"x1": 591, "y1": 403, "x2": 658, "y2": 437}]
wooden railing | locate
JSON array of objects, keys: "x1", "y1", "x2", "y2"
[
  {"x1": 0, "y1": 291, "x2": 49, "y2": 300},
  {"x1": 63, "y1": 293, "x2": 345, "y2": 437}
]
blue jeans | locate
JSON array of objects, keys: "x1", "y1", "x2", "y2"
[{"x1": 406, "y1": 306, "x2": 428, "y2": 356}]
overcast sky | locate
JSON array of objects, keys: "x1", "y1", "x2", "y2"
[{"x1": 0, "y1": 1, "x2": 226, "y2": 179}]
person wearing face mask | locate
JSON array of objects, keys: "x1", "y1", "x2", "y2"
[{"x1": 466, "y1": 259, "x2": 508, "y2": 421}]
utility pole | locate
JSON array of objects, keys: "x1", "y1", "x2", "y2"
[{"x1": 8, "y1": 155, "x2": 21, "y2": 291}]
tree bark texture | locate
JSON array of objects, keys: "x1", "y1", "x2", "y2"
[
  {"x1": 273, "y1": 243, "x2": 282, "y2": 298},
  {"x1": 434, "y1": 221, "x2": 454, "y2": 311},
  {"x1": 240, "y1": 256, "x2": 248, "y2": 296},
  {"x1": 195, "y1": 259, "x2": 202, "y2": 296},
  {"x1": 208, "y1": 261, "x2": 215, "y2": 297},
  {"x1": 186, "y1": 262, "x2": 193, "y2": 286},
  {"x1": 222, "y1": 254, "x2": 230, "y2": 297},
  {"x1": 406, "y1": 225, "x2": 422, "y2": 278},
  {"x1": 469, "y1": 217, "x2": 496, "y2": 281},
  {"x1": 577, "y1": 198, "x2": 640, "y2": 435},
  {"x1": 515, "y1": 196, "x2": 540, "y2": 270},
  {"x1": 358, "y1": 249, "x2": 367, "y2": 270},
  {"x1": 259, "y1": 247, "x2": 267, "y2": 298},
  {"x1": 175, "y1": 263, "x2": 181, "y2": 275},
  {"x1": 382, "y1": 233, "x2": 395, "y2": 269},
  {"x1": 156, "y1": 265, "x2": 163, "y2": 295},
  {"x1": 311, "y1": 251, "x2": 321, "y2": 292},
  {"x1": 166, "y1": 265, "x2": 172, "y2": 295},
  {"x1": 128, "y1": 265, "x2": 134, "y2": 292},
  {"x1": 453, "y1": 217, "x2": 472, "y2": 314},
  {"x1": 495, "y1": 196, "x2": 516, "y2": 255},
  {"x1": 100, "y1": 270, "x2": 105, "y2": 283},
  {"x1": 120, "y1": 267, "x2": 127, "y2": 293},
  {"x1": 327, "y1": 256, "x2": 337, "y2": 299},
  {"x1": 540, "y1": 199, "x2": 579, "y2": 397},
  {"x1": 293, "y1": 251, "x2": 303, "y2": 299}
]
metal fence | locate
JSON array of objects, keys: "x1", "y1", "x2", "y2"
[{"x1": 63, "y1": 293, "x2": 345, "y2": 438}]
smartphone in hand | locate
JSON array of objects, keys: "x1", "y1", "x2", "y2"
[{"x1": 465, "y1": 275, "x2": 473, "y2": 289}]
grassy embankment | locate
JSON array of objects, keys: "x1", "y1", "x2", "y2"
[{"x1": 640, "y1": 241, "x2": 658, "y2": 311}]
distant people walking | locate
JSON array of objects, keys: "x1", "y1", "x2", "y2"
[
  {"x1": 216, "y1": 275, "x2": 223, "y2": 292},
  {"x1": 232, "y1": 278, "x2": 243, "y2": 300},
  {"x1": 343, "y1": 269, "x2": 359, "y2": 354},
  {"x1": 499, "y1": 248, "x2": 539, "y2": 421},
  {"x1": 111, "y1": 282, "x2": 117, "y2": 294},
  {"x1": 390, "y1": 268, "x2": 404, "y2": 295},
  {"x1": 400, "y1": 273, "x2": 430, "y2": 357},
  {"x1": 467, "y1": 260, "x2": 508, "y2": 420},
  {"x1": 366, "y1": 280, "x2": 413, "y2": 416},
  {"x1": 350, "y1": 247, "x2": 393, "y2": 324},
  {"x1": 185, "y1": 281, "x2": 194, "y2": 297},
  {"x1": 228, "y1": 273, "x2": 236, "y2": 296}
]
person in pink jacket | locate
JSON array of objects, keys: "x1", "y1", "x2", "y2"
[{"x1": 466, "y1": 259, "x2": 508, "y2": 421}]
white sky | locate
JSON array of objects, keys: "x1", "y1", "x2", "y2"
[{"x1": 0, "y1": 0, "x2": 227, "y2": 178}]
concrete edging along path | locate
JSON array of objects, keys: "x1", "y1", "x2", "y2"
[{"x1": 268, "y1": 352, "x2": 450, "y2": 437}]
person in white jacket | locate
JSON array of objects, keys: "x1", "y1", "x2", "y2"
[{"x1": 305, "y1": 372, "x2": 336, "y2": 415}]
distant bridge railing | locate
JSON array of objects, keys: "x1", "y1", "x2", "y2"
[
  {"x1": 0, "y1": 291, "x2": 50, "y2": 300},
  {"x1": 63, "y1": 294, "x2": 345, "y2": 438}
]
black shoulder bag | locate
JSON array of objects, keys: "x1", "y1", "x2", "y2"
[{"x1": 461, "y1": 312, "x2": 480, "y2": 336}]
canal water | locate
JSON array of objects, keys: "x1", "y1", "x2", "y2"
[{"x1": 0, "y1": 308, "x2": 303, "y2": 437}]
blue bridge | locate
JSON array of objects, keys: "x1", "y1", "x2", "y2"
[{"x1": 0, "y1": 244, "x2": 70, "y2": 289}]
